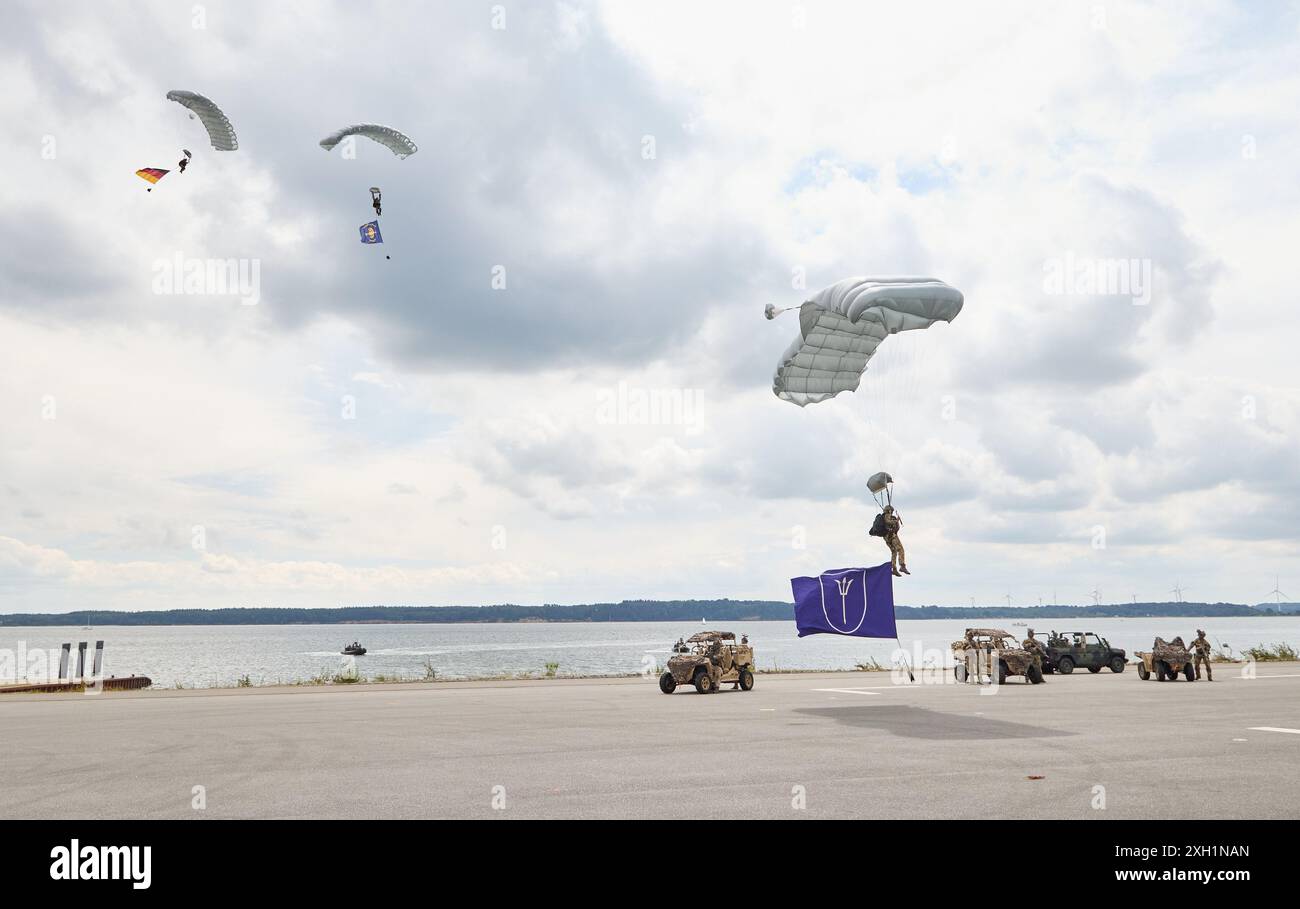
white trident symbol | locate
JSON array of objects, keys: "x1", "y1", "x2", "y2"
[{"x1": 835, "y1": 576, "x2": 854, "y2": 624}]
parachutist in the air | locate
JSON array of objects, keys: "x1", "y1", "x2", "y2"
[
  {"x1": 370, "y1": 187, "x2": 382, "y2": 218},
  {"x1": 178, "y1": 149, "x2": 192, "y2": 174},
  {"x1": 882, "y1": 505, "x2": 908, "y2": 577}
]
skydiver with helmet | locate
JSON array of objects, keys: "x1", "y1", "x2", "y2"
[
  {"x1": 866, "y1": 471, "x2": 909, "y2": 576},
  {"x1": 881, "y1": 506, "x2": 908, "y2": 576},
  {"x1": 370, "y1": 187, "x2": 382, "y2": 218},
  {"x1": 177, "y1": 149, "x2": 192, "y2": 173}
]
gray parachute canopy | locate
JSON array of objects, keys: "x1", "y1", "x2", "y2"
[
  {"x1": 166, "y1": 91, "x2": 238, "y2": 151},
  {"x1": 867, "y1": 471, "x2": 894, "y2": 507},
  {"x1": 767, "y1": 276, "x2": 963, "y2": 407},
  {"x1": 319, "y1": 125, "x2": 418, "y2": 158}
]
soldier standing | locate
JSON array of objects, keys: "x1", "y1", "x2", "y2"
[
  {"x1": 881, "y1": 505, "x2": 909, "y2": 576},
  {"x1": 1190, "y1": 629, "x2": 1213, "y2": 681},
  {"x1": 1023, "y1": 628, "x2": 1047, "y2": 665},
  {"x1": 1022, "y1": 629, "x2": 1048, "y2": 679}
]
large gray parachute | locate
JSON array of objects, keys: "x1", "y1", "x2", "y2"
[
  {"x1": 767, "y1": 276, "x2": 963, "y2": 407},
  {"x1": 319, "y1": 125, "x2": 418, "y2": 158},
  {"x1": 166, "y1": 90, "x2": 238, "y2": 151}
]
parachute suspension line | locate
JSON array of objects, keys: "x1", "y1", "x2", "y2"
[{"x1": 870, "y1": 486, "x2": 893, "y2": 510}]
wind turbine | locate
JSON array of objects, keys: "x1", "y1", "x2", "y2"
[
  {"x1": 1090, "y1": 588, "x2": 1101, "y2": 606},
  {"x1": 1170, "y1": 582, "x2": 1185, "y2": 603},
  {"x1": 1005, "y1": 593, "x2": 1013, "y2": 608},
  {"x1": 1268, "y1": 576, "x2": 1287, "y2": 605}
]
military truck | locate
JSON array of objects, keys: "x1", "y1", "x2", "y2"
[
  {"x1": 659, "y1": 630, "x2": 755, "y2": 694},
  {"x1": 1039, "y1": 631, "x2": 1127, "y2": 675},
  {"x1": 1135, "y1": 636, "x2": 1197, "y2": 682},
  {"x1": 951, "y1": 628, "x2": 1044, "y2": 685}
]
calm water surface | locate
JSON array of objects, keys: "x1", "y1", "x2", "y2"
[{"x1": 1, "y1": 617, "x2": 1296, "y2": 689}]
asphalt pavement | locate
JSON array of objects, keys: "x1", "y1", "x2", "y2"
[{"x1": 2, "y1": 663, "x2": 1297, "y2": 819}]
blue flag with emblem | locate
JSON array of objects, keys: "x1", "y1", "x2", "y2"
[
  {"x1": 791, "y1": 563, "x2": 898, "y2": 638},
  {"x1": 359, "y1": 220, "x2": 383, "y2": 244}
]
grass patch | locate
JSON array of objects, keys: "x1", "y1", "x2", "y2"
[
  {"x1": 543, "y1": 662, "x2": 560, "y2": 678},
  {"x1": 1243, "y1": 642, "x2": 1298, "y2": 662},
  {"x1": 297, "y1": 665, "x2": 361, "y2": 685}
]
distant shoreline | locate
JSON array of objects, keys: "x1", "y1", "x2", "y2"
[{"x1": 1, "y1": 600, "x2": 1295, "y2": 627}]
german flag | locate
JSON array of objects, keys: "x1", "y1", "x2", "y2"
[{"x1": 135, "y1": 167, "x2": 169, "y2": 185}]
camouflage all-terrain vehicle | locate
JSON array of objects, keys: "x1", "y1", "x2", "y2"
[
  {"x1": 952, "y1": 628, "x2": 1044, "y2": 685},
  {"x1": 659, "y1": 631, "x2": 755, "y2": 694},
  {"x1": 1040, "y1": 631, "x2": 1127, "y2": 675},
  {"x1": 1135, "y1": 636, "x2": 1197, "y2": 682}
]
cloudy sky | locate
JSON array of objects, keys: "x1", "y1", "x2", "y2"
[{"x1": 1, "y1": 0, "x2": 1298, "y2": 614}]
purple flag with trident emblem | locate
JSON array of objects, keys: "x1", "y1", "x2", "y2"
[{"x1": 791, "y1": 564, "x2": 899, "y2": 638}]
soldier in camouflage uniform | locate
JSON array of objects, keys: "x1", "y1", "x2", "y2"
[
  {"x1": 1190, "y1": 629, "x2": 1213, "y2": 681},
  {"x1": 1024, "y1": 629, "x2": 1045, "y2": 665},
  {"x1": 1022, "y1": 628, "x2": 1048, "y2": 670},
  {"x1": 881, "y1": 505, "x2": 909, "y2": 576}
]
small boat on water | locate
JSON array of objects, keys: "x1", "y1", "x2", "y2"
[{"x1": 341, "y1": 642, "x2": 367, "y2": 656}]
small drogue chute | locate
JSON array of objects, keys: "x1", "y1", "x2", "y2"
[{"x1": 866, "y1": 471, "x2": 894, "y2": 509}]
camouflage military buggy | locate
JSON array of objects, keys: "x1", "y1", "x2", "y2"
[
  {"x1": 952, "y1": 628, "x2": 1044, "y2": 685},
  {"x1": 1135, "y1": 636, "x2": 1197, "y2": 682},
  {"x1": 660, "y1": 631, "x2": 755, "y2": 694}
]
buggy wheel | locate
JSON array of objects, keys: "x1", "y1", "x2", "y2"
[
  {"x1": 1057, "y1": 656, "x2": 1075, "y2": 675},
  {"x1": 1156, "y1": 661, "x2": 1170, "y2": 681},
  {"x1": 1027, "y1": 662, "x2": 1044, "y2": 685},
  {"x1": 1110, "y1": 657, "x2": 1126, "y2": 673},
  {"x1": 693, "y1": 670, "x2": 714, "y2": 694},
  {"x1": 659, "y1": 672, "x2": 676, "y2": 694},
  {"x1": 1137, "y1": 662, "x2": 1150, "y2": 680},
  {"x1": 954, "y1": 663, "x2": 969, "y2": 683},
  {"x1": 997, "y1": 661, "x2": 1008, "y2": 686},
  {"x1": 1184, "y1": 663, "x2": 1196, "y2": 682},
  {"x1": 738, "y1": 668, "x2": 754, "y2": 691},
  {"x1": 1088, "y1": 665, "x2": 1102, "y2": 673}
]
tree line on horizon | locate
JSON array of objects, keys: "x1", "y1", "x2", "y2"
[{"x1": 0, "y1": 599, "x2": 1291, "y2": 626}]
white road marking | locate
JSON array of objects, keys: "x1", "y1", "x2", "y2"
[
  {"x1": 1234, "y1": 673, "x2": 1300, "y2": 679},
  {"x1": 813, "y1": 688, "x2": 880, "y2": 696},
  {"x1": 1248, "y1": 726, "x2": 1300, "y2": 735}
]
